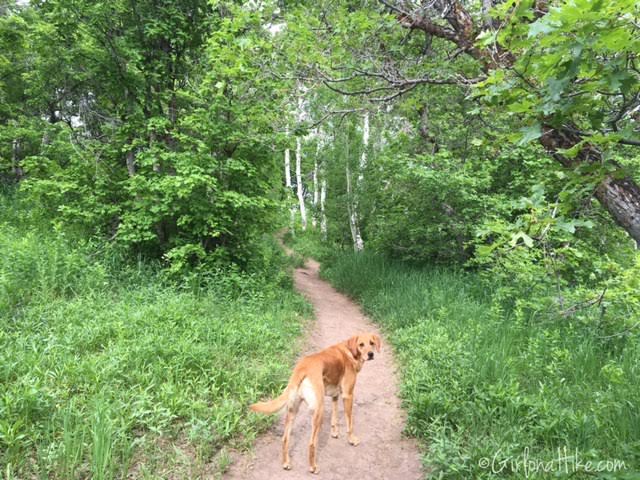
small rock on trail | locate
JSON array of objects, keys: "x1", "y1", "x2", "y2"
[{"x1": 225, "y1": 258, "x2": 423, "y2": 480}]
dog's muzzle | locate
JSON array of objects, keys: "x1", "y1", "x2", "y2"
[{"x1": 368, "y1": 352, "x2": 374, "y2": 360}]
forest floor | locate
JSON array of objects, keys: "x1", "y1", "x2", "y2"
[{"x1": 225, "y1": 255, "x2": 423, "y2": 479}]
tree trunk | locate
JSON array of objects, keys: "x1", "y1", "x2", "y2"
[
  {"x1": 150, "y1": 131, "x2": 161, "y2": 173},
  {"x1": 348, "y1": 112, "x2": 370, "y2": 252},
  {"x1": 346, "y1": 162, "x2": 364, "y2": 251},
  {"x1": 358, "y1": 111, "x2": 369, "y2": 187},
  {"x1": 418, "y1": 105, "x2": 439, "y2": 153},
  {"x1": 312, "y1": 157, "x2": 318, "y2": 228},
  {"x1": 284, "y1": 134, "x2": 296, "y2": 235},
  {"x1": 284, "y1": 144, "x2": 292, "y2": 188},
  {"x1": 482, "y1": 0, "x2": 496, "y2": 28},
  {"x1": 296, "y1": 136, "x2": 307, "y2": 231},
  {"x1": 12, "y1": 139, "x2": 23, "y2": 181},
  {"x1": 595, "y1": 177, "x2": 640, "y2": 247},
  {"x1": 320, "y1": 175, "x2": 327, "y2": 240},
  {"x1": 126, "y1": 150, "x2": 136, "y2": 177},
  {"x1": 540, "y1": 126, "x2": 640, "y2": 246}
]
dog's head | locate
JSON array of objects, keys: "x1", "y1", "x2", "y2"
[{"x1": 346, "y1": 332, "x2": 381, "y2": 361}]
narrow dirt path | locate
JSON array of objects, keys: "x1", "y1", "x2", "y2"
[{"x1": 225, "y1": 257, "x2": 423, "y2": 479}]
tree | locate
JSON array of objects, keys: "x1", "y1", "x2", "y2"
[
  {"x1": 277, "y1": 0, "x2": 639, "y2": 245},
  {"x1": 2, "y1": 1, "x2": 287, "y2": 267},
  {"x1": 345, "y1": 0, "x2": 640, "y2": 245}
]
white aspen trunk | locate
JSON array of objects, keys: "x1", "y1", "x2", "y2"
[
  {"x1": 12, "y1": 139, "x2": 23, "y2": 180},
  {"x1": 284, "y1": 146, "x2": 292, "y2": 188},
  {"x1": 482, "y1": 0, "x2": 494, "y2": 27},
  {"x1": 347, "y1": 112, "x2": 369, "y2": 252},
  {"x1": 284, "y1": 126, "x2": 296, "y2": 235},
  {"x1": 351, "y1": 213, "x2": 364, "y2": 251},
  {"x1": 296, "y1": 136, "x2": 307, "y2": 231},
  {"x1": 346, "y1": 162, "x2": 364, "y2": 251},
  {"x1": 294, "y1": 87, "x2": 308, "y2": 231},
  {"x1": 346, "y1": 162, "x2": 356, "y2": 241},
  {"x1": 150, "y1": 131, "x2": 161, "y2": 173},
  {"x1": 320, "y1": 176, "x2": 327, "y2": 240},
  {"x1": 312, "y1": 158, "x2": 318, "y2": 228},
  {"x1": 358, "y1": 111, "x2": 369, "y2": 187}
]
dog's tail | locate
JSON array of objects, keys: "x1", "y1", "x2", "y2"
[{"x1": 250, "y1": 369, "x2": 305, "y2": 415}]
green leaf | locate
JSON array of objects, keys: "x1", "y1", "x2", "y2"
[
  {"x1": 476, "y1": 29, "x2": 498, "y2": 47},
  {"x1": 556, "y1": 220, "x2": 576, "y2": 234},
  {"x1": 528, "y1": 17, "x2": 556, "y2": 38},
  {"x1": 510, "y1": 231, "x2": 534, "y2": 248},
  {"x1": 518, "y1": 123, "x2": 542, "y2": 146}
]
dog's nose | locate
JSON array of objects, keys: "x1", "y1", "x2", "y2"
[{"x1": 368, "y1": 351, "x2": 374, "y2": 359}]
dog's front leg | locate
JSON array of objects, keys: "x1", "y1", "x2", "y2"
[{"x1": 343, "y1": 394, "x2": 360, "y2": 446}]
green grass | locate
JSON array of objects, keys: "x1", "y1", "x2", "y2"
[
  {"x1": 321, "y1": 250, "x2": 640, "y2": 479},
  {"x1": 0, "y1": 195, "x2": 311, "y2": 479},
  {"x1": 282, "y1": 228, "x2": 333, "y2": 264}
]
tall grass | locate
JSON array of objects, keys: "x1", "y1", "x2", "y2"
[
  {"x1": 0, "y1": 192, "x2": 310, "y2": 479},
  {"x1": 322, "y1": 251, "x2": 640, "y2": 479},
  {"x1": 282, "y1": 229, "x2": 335, "y2": 264}
]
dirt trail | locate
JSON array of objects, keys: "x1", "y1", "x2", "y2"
[{"x1": 225, "y1": 257, "x2": 423, "y2": 479}]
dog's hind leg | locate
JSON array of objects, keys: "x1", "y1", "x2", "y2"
[
  {"x1": 330, "y1": 396, "x2": 339, "y2": 438},
  {"x1": 282, "y1": 395, "x2": 301, "y2": 470},
  {"x1": 307, "y1": 399, "x2": 323, "y2": 474},
  {"x1": 300, "y1": 377, "x2": 323, "y2": 474}
]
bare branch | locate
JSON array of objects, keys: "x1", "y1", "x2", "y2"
[
  {"x1": 319, "y1": 65, "x2": 484, "y2": 98},
  {"x1": 305, "y1": 108, "x2": 368, "y2": 130},
  {"x1": 371, "y1": 84, "x2": 418, "y2": 102},
  {"x1": 323, "y1": 81, "x2": 399, "y2": 97}
]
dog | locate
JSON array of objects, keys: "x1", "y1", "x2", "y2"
[{"x1": 250, "y1": 332, "x2": 381, "y2": 474}]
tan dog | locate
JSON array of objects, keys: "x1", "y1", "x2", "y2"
[{"x1": 250, "y1": 332, "x2": 381, "y2": 474}]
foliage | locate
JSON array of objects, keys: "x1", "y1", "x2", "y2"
[
  {"x1": 481, "y1": 0, "x2": 640, "y2": 152},
  {"x1": 1, "y1": 1, "x2": 285, "y2": 268},
  {"x1": 365, "y1": 149, "x2": 496, "y2": 263},
  {"x1": 282, "y1": 228, "x2": 333, "y2": 265},
  {"x1": 279, "y1": 0, "x2": 640, "y2": 346}
]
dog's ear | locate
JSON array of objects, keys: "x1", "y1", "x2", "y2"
[
  {"x1": 373, "y1": 334, "x2": 382, "y2": 353},
  {"x1": 346, "y1": 336, "x2": 360, "y2": 358}
]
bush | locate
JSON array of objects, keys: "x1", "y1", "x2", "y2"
[{"x1": 364, "y1": 151, "x2": 496, "y2": 264}]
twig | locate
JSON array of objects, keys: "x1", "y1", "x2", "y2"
[{"x1": 561, "y1": 288, "x2": 607, "y2": 317}]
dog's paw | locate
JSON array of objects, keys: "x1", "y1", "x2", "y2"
[
  {"x1": 283, "y1": 462, "x2": 292, "y2": 470},
  {"x1": 309, "y1": 466, "x2": 319, "y2": 474},
  {"x1": 331, "y1": 429, "x2": 339, "y2": 439},
  {"x1": 348, "y1": 435, "x2": 360, "y2": 446}
]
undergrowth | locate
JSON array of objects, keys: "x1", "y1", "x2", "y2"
[
  {"x1": 0, "y1": 192, "x2": 310, "y2": 479},
  {"x1": 282, "y1": 229, "x2": 333, "y2": 264},
  {"x1": 320, "y1": 250, "x2": 639, "y2": 479}
]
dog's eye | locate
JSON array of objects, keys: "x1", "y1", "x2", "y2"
[
  {"x1": 359, "y1": 342, "x2": 365, "y2": 347},
  {"x1": 370, "y1": 341, "x2": 374, "y2": 346}
]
